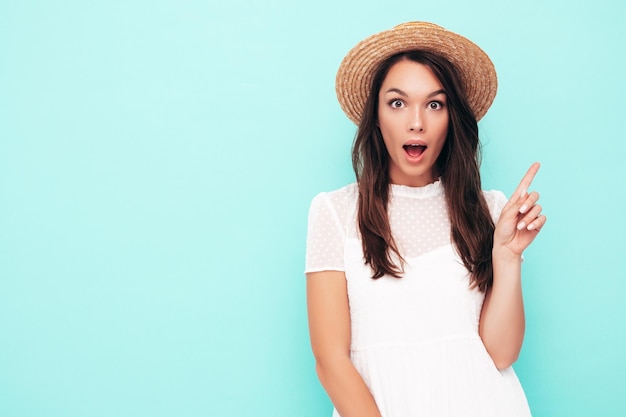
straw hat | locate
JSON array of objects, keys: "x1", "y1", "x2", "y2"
[{"x1": 335, "y1": 21, "x2": 497, "y2": 124}]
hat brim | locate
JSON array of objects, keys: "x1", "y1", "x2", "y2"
[{"x1": 335, "y1": 22, "x2": 497, "y2": 124}]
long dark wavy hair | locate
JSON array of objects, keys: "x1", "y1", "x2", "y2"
[{"x1": 352, "y1": 50, "x2": 495, "y2": 292}]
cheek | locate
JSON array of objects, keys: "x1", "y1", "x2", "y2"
[
  {"x1": 437, "y1": 114, "x2": 450, "y2": 139},
  {"x1": 377, "y1": 112, "x2": 399, "y2": 139},
  {"x1": 441, "y1": 123, "x2": 449, "y2": 139},
  {"x1": 377, "y1": 126, "x2": 396, "y2": 156},
  {"x1": 377, "y1": 115, "x2": 389, "y2": 139},
  {"x1": 379, "y1": 129, "x2": 393, "y2": 153}
]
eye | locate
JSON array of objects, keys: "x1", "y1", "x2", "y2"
[
  {"x1": 389, "y1": 99, "x2": 405, "y2": 109},
  {"x1": 428, "y1": 101, "x2": 444, "y2": 110}
]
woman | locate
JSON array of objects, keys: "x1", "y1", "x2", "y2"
[{"x1": 305, "y1": 22, "x2": 546, "y2": 417}]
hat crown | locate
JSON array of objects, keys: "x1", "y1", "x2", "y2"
[{"x1": 393, "y1": 21, "x2": 443, "y2": 31}]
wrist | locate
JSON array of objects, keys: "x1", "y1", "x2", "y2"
[{"x1": 492, "y1": 246, "x2": 523, "y2": 264}]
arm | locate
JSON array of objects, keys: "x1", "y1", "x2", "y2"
[
  {"x1": 479, "y1": 162, "x2": 547, "y2": 370},
  {"x1": 306, "y1": 270, "x2": 382, "y2": 417},
  {"x1": 479, "y1": 253, "x2": 525, "y2": 369}
]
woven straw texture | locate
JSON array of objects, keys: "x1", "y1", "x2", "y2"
[{"x1": 336, "y1": 22, "x2": 497, "y2": 124}]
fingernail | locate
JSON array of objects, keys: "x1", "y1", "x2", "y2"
[
  {"x1": 527, "y1": 223, "x2": 536, "y2": 231},
  {"x1": 517, "y1": 221, "x2": 526, "y2": 230},
  {"x1": 519, "y1": 204, "x2": 528, "y2": 214}
]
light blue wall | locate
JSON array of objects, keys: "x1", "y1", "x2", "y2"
[{"x1": 1, "y1": 1, "x2": 624, "y2": 416}]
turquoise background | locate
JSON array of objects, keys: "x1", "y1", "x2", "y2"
[{"x1": 1, "y1": 0, "x2": 624, "y2": 416}]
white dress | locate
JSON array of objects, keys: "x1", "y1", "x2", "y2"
[{"x1": 305, "y1": 180, "x2": 532, "y2": 417}]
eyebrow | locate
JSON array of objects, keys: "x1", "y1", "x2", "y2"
[{"x1": 383, "y1": 88, "x2": 447, "y2": 98}]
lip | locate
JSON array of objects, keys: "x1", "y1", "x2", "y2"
[{"x1": 403, "y1": 139, "x2": 427, "y2": 146}]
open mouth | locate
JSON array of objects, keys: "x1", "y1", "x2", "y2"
[{"x1": 403, "y1": 144, "x2": 427, "y2": 158}]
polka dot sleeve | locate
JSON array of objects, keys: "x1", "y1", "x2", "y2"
[
  {"x1": 483, "y1": 189, "x2": 508, "y2": 224},
  {"x1": 305, "y1": 192, "x2": 346, "y2": 273}
]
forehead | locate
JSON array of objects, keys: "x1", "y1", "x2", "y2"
[{"x1": 380, "y1": 60, "x2": 443, "y2": 92}]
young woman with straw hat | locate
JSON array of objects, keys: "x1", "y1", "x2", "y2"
[{"x1": 305, "y1": 22, "x2": 546, "y2": 417}]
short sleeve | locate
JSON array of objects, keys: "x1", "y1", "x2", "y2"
[
  {"x1": 483, "y1": 189, "x2": 508, "y2": 224},
  {"x1": 305, "y1": 193, "x2": 346, "y2": 273}
]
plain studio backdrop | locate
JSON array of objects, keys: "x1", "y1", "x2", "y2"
[{"x1": 1, "y1": 1, "x2": 625, "y2": 416}]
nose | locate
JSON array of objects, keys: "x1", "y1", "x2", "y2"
[{"x1": 408, "y1": 108, "x2": 425, "y2": 132}]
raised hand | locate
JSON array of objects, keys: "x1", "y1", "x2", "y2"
[{"x1": 493, "y1": 162, "x2": 547, "y2": 258}]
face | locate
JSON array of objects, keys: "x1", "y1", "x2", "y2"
[{"x1": 377, "y1": 59, "x2": 449, "y2": 187}]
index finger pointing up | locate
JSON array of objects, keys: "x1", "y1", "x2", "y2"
[{"x1": 512, "y1": 162, "x2": 541, "y2": 200}]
